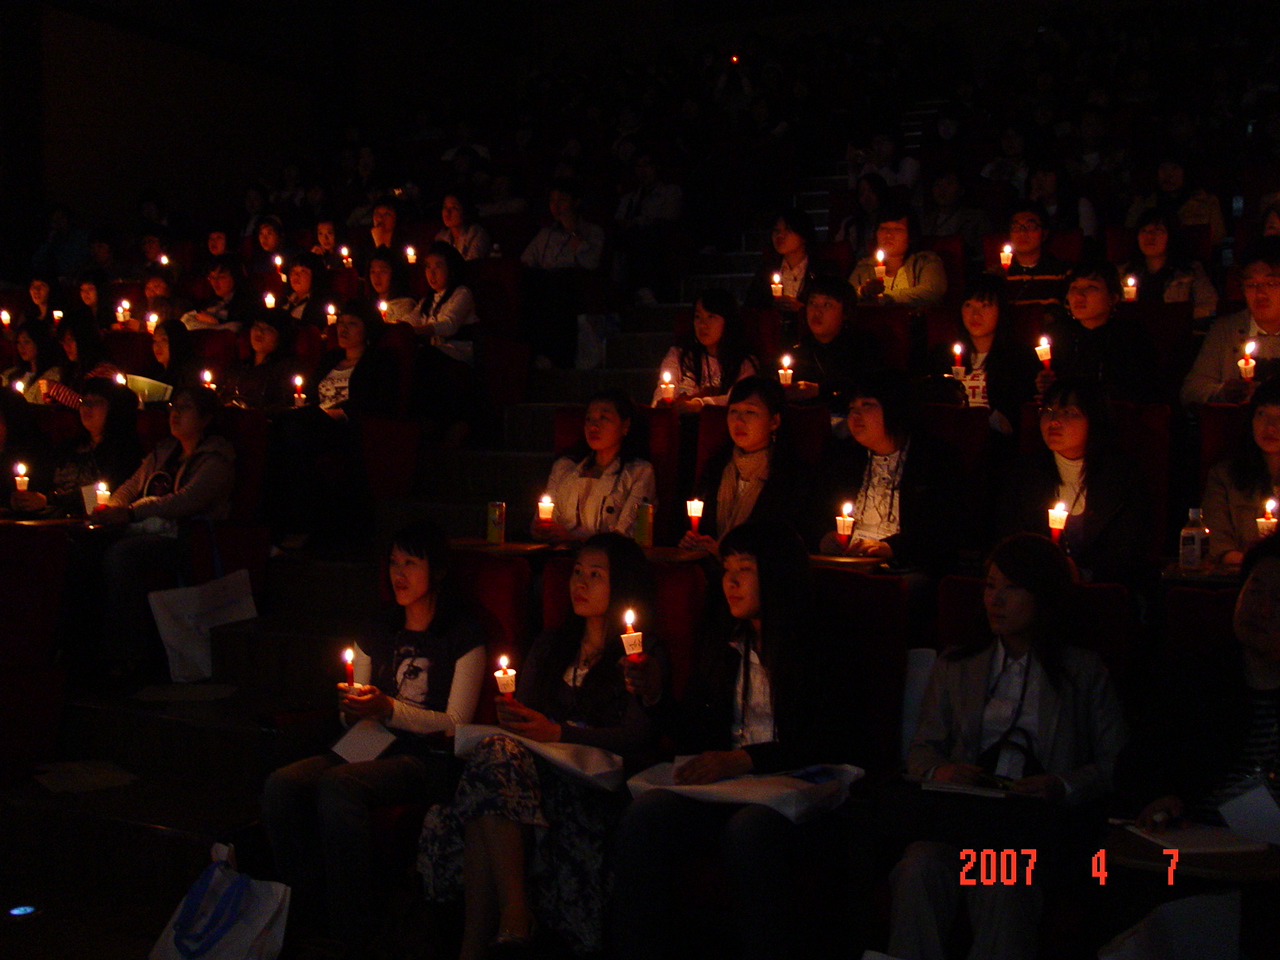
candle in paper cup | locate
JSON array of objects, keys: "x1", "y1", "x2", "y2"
[
  {"x1": 1048, "y1": 501, "x2": 1069, "y2": 543},
  {"x1": 293, "y1": 375, "x2": 305, "y2": 406},
  {"x1": 96, "y1": 481, "x2": 110, "y2": 507},
  {"x1": 622, "y1": 609, "x2": 644, "y2": 658},
  {"x1": 1124, "y1": 275, "x2": 1138, "y2": 301},
  {"x1": 146, "y1": 313, "x2": 158, "y2": 334},
  {"x1": 326, "y1": 303, "x2": 337, "y2": 325},
  {"x1": 52, "y1": 310, "x2": 62, "y2": 322},
  {"x1": 778, "y1": 354, "x2": 793, "y2": 386},
  {"x1": 874, "y1": 249, "x2": 886, "y2": 280},
  {"x1": 770, "y1": 272, "x2": 783, "y2": 298},
  {"x1": 494, "y1": 655, "x2": 517, "y2": 697},
  {"x1": 836, "y1": 501, "x2": 854, "y2": 544},
  {"x1": 201, "y1": 369, "x2": 215, "y2": 391},
  {"x1": 538, "y1": 494, "x2": 554, "y2": 521},
  {"x1": 405, "y1": 246, "x2": 417, "y2": 264},
  {"x1": 340, "y1": 246, "x2": 352, "y2": 267},
  {"x1": 263, "y1": 292, "x2": 276, "y2": 310},
  {"x1": 1000, "y1": 244, "x2": 1013, "y2": 269},
  {"x1": 115, "y1": 373, "x2": 127, "y2": 386},
  {"x1": 686, "y1": 498, "x2": 703, "y2": 533},
  {"x1": 274, "y1": 255, "x2": 286, "y2": 283},
  {"x1": 1258, "y1": 499, "x2": 1278, "y2": 539},
  {"x1": 14, "y1": 463, "x2": 28, "y2": 492},
  {"x1": 1, "y1": 311, "x2": 9, "y2": 327},
  {"x1": 951, "y1": 343, "x2": 965, "y2": 378},
  {"x1": 1036, "y1": 336, "x2": 1052, "y2": 367},
  {"x1": 1240, "y1": 341, "x2": 1257, "y2": 380},
  {"x1": 658, "y1": 370, "x2": 675, "y2": 402}
]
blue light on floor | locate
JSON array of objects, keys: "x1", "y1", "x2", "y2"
[{"x1": 9, "y1": 906, "x2": 36, "y2": 916}]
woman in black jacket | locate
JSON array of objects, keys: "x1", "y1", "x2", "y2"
[{"x1": 613, "y1": 521, "x2": 853, "y2": 960}]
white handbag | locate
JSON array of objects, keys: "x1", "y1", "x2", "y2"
[{"x1": 149, "y1": 568, "x2": 257, "y2": 682}]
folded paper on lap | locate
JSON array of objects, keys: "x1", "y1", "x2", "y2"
[
  {"x1": 454, "y1": 724, "x2": 625, "y2": 790},
  {"x1": 332, "y1": 718, "x2": 397, "y2": 764}
]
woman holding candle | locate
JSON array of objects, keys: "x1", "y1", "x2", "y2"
[
  {"x1": 811, "y1": 369, "x2": 959, "y2": 572},
  {"x1": 281, "y1": 252, "x2": 330, "y2": 329},
  {"x1": 262, "y1": 520, "x2": 487, "y2": 949},
  {"x1": 887, "y1": 532, "x2": 1125, "y2": 960},
  {"x1": 745, "y1": 208, "x2": 830, "y2": 326},
  {"x1": 364, "y1": 250, "x2": 416, "y2": 324},
  {"x1": 1202, "y1": 378, "x2": 1280, "y2": 566},
  {"x1": 613, "y1": 521, "x2": 851, "y2": 960},
  {"x1": 418, "y1": 533, "x2": 659, "y2": 957},
  {"x1": 680, "y1": 376, "x2": 804, "y2": 552},
  {"x1": 406, "y1": 241, "x2": 481, "y2": 364},
  {"x1": 534, "y1": 390, "x2": 656, "y2": 542},
  {"x1": 143, "y1": 318, "x2": 199, "y2": 391},
  {"x1": 223, "y1": 311, "x2": 300, "y2": 410},
  {"x1": 74, "y1": 277, "x2": 114, "y2": 330},
  {"x1": 783, "y1": 277, "x2": 882, "y2": 415},
  {"x1": 848, "y1": 202, "x2": 948, "y2": 308},
  {"x1": 41, "y1": 320, "x2": 120, "y2": 409},
  {"x1": 1119, "y1": 209, "x2": 1219, "y2": 321},
  {"x1": 999, "y1": 377, "x2": 1150, "y2": 586},
  {"x1": 22, "y1": 274, "x2": 56, "y2": 329},
  {"x1": 434, "y1": 191, "x2": 494, "y2": 261},
  {"x1": 9, "y1": 378, "x2": 140, "y2": 516},
  {"x1": 0, "y1": 390, "x2": 48, "y2": 503},
  {"x1": 2, "y1": 322, "x2": 62, "y2": 404},
  {"x1": 652, "y1": 289, "x2": 758, "y2": 410}
]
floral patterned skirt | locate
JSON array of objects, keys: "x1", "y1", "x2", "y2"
[{"x1": 417, "y1": 734, "x2": 626, "y2": 954}]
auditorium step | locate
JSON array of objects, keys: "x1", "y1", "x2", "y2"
[
  {"x1": 606, "y1": 329, "x2": 674, "y2": 368},
  {"x1": 527, "y1": 365, "x2": 656, "y2": 403}
]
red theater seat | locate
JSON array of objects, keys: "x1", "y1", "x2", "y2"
[
  {"x1": 451, "y1": 551, "x2": 534, "y2": 725},
  {"x1": 464, "y1": 257, "x2": 523, "y2": 338},
  {"x1": 1198, "y1": 403, "x2": 1249, "y2": 493},
  {"x1": 103, "y1": 329, "x2": 156, "y2": 375},
  {"x1": 360, "y1": 417, "x2": 423, "y2": 501},
  {"x1": 189, "y1": 328, "x2": 243, "y2": 378}
]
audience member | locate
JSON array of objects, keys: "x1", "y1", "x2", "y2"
[
  {"x1": 652, "y1": 290, "x2": 758, "y2": 411},
  {"x1": 848, "y1": 203, "x2": 948, "y2": 308},
  {"x1": 1002, "y1": 203, "x2": 1073, "y2": 307},
  {"x1": 435, "y1": 192, "x2": 493, "y2": 261},
  {"x1": 1119, "y1": 209, "x2": 1218, "y2": 320},
  {"x1": 1201, "y1": 378, "x2": 1280, "y2": 566}
]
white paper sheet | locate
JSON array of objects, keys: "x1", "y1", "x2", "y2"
[
  {"x1": 1219, "y1": 783, "x2": 1280, "y2": 845},
  {"x1": 332, "y1": 718, "x2": 397, "y2": 763},
  {"x1": 1124, "y1": 823, "x2": 1268, "y2": 855},
  {"x1": 454, "y1": 725, "x2": 625, "y2": 790},
  {"x1": 627, "y1": 760, "x2": 863, "y2": 823},
  {"x1": 920, "y1": 780, "x2": 1008, "y2": 799}
]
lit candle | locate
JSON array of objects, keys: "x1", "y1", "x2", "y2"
[
  {"x1": 343, "y1": 646, "x2": 355, "y2": 689},
  {"x1": 658, "y1": 370, "x2": 675, "y2": 402},
  {"x1": 115, "y1": 373, "x2": 127, "y2": 386},
  {"x1": 778, "y1": 354, "x2": 793, "y2": 386},
  {"x1": 263, "y1": 292, "x2": 276, "y2": 310},
  {"x1": 52, "y1": 310, "x2": 63, "y2": 322},
  {"x1": 326, "y1": 303, "x2": 337, "y2": 325},
  {"x1": 274, "y1": 255, "x2": 286, "y2": 283},
  {"x1": 12, "y1": 380, "x2": 23, "y2": 393},
  {"x1": 159, "y1": 254, "x2": 170, "y2": 267},
  {"x1": 340, "y1": 246, "x2": 352, "y2": 268},
  {"x1": 494, "y1": 655, "x2": 517, "y2": 697},
  {"x1": 770, "y1": 272, "x2": 783, "y2": 298},
  {"x1": 118, "y1": 300, "x2": 131, "y2": 324},
  {"x1": 14, "y1": 463, "x2": 28, "y2": 492},
  {"x1": 1048, "y1": 501, "x2": 1069, "y2": 544},
  {"x1": 874, "y1": 249, "x2": 886, "y2": 280},
  {"x1": 686, "y1": 498, "x2": 703, "y2": 534},
  {"x1": 836, "y1": 501, "x2": 854, "y2": 545},
  {"x1": 406, "y1": 246, "x2": 417, "y2": 264},
  {"x1": 1, "y1": 310, "x2": 9, "y2": 327},
  {"x1": 538, "y1": 494, "x2": 554, "y2": 521},
  {"x1": 1124, "y1": 275, "x2": 1138, "y2": 301},
  {"x1": 378, "y1": 300, "x2": 388, "y2": 321},
  {"x1": 1240, "y1": 341, "x2": 1257, "y2": 380},
  {"x1": 293, "y1": 375, "x2": 305, "y2": 406},
  {"x1": 1000, "y1": 244, "x2": 1013, "y2": 269},
  {"x1": 1036, "y1": 336, "x2": 1052, "y2": 368},
  {"x1": 951, "y1": 342, "x2": 965, "y2": 378},
  {"x1": 96, "y1": 481, "x2": 110, "y2": 507},
  {"x1": 1258, "y1": 499, "x2": 1278, "y2": 539},
  {"x1": 622, "y1": 609, "x2": 644, "y2": 658},
  {"x1": 201, "y1": 369, "x2": 216, "y2": 393}
]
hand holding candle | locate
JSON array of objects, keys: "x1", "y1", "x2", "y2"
[
  {"x1": 622, "y1": 609, "x2": 644, "y2": 658},
  {"x1": 14, "y1": 463, "x2": 28, "y2": 492},
  {"x1": 537, "y1": 494, "x2": 554, "y2": 522},
  {"x1": 778, "y1": 354, "x2": 793, "y2": 386},
  {"x1": 326, "y1": 303, "x2": 337, "y2": 325},
  {"x1": 1258, "y1": 499, "x2": 1278, "y2": 539},
  {"x1": 951, "y1": 343, "x2": 965, "y2": 378},
  {"x1": 686, "y1": 498, "x2": 703, "y2": 533},
  {"x1": 201, "y1": 369, "x2": 216, "y2": 393},
  {"x1": 1048, "y1": 501, "x2": 1069, "y2": 543},
  {"x1": 1240, "y1": 341, "x2": 1257, "y2": 380},
  {"x1": 1036, "y1": 336, "x2": 1052, "y2": 368},
  {"x1": 340, "y1": 246, "x2": 352, "y2": 268},
  {"x1": 658, "y1": 370, "x2": 675, "y2": 402},
  {"x1": 836, "y1": 501, "x2": 854, "y2": 545},
  {"x1": 770, "y1": 272, "x2": 783, "y2": 298},
  {"x1": 874, "y1": 249, "x2": 886, "y2": 280},
  {"x1": 494, "y1": 655, "x2": 517, "y2": 698},
  {"x1": 343, "y1": 646, "x2": 355, "y2": 690},
  {"x1": 146, "y1": 313, "x2": 158, "y2": 334},
  {"x1": 1000, "y1": 244, "x2": 1013, "y2": 269}
]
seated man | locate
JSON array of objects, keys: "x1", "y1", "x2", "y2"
[
  {"x1": 1182, "y1": 238, "x2": 1280, "y2": 406},
  {"x1": 181, "y1": 255, "x2": 252, "y2": 332},
  {"x1": 1003, "y1": 202, "x2": 1072, "y2": 307}
]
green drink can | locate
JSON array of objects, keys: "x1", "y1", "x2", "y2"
[
  {"x1": 486, "y1": 501, "x2": 506, "y2": 544},
  {"x1": 634, "y1": 502, "x2": 654, "y2": 548}
]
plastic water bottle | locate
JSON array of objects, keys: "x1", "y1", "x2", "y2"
[{"x1": 1179, "y1": 508, "x2": 1210, "y2": 571}]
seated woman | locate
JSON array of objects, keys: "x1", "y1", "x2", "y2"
[
  {"x1": 141, "y1": 271, "x2": 188, "y2": 326},
  {"x1": 303, "y1": 301, "x2": 398, "y2": 421},
  {"x1": 652, "y1": 289, "x2": 758, "y2": 411},
  {"x1": 785, "y1": 276, "x2": 882, "y2": 417},
  {"x1": 613, "y1": 521, "x2": 850, "y2": 960},
  {"x1": 888, "y1": 532, "x2": 1125, "y2": 960},
  {"x1": 75, "y1": 277, "x2": 114, "y2": 330},
  {"x1": 744, "y1": 208, "x2": 829, "y2": 330},
  {"x1": 42, "y1": 320, "x2": 119, "y2": 408},
  {"x1": 224, "y1": 310, "x2": 299, "y2": 410},
  {"x1": 1125, "y1": 156, "x2": 1226, "y2": 248},
  {"x1": 143, "y1": 319, "x2": 199, "y2": 391},
  {"x1": 1202, "y1": 378, "x2": 1280, "y2": 566},
  {"x1": 2, "y1": 322, "x2": 62, "y2": 404},
  {"x1": 680, "y1": 376, "x2": 803, "y2": 552},
  {"x1": 419, "y1": 533, "x2": 658, "y2": 958},
  {"x1": 248, "y1": 214, "x2": 293, "y2": 281},
  {"x1": 848, "y1": 202, "x2": 948, "y2": 308},
  {"x1": 93, "y1": 385, "x2": 236, "y2": 672},
  {"x1": 1038, "y1": 261, "x2": 1157, "y2": 403},
  {"x1": 998, "y1": 377, "x2": 1150, "y2": 585},
  {"x1": 406, "y1": 241, "x2": 480, "y2": 364},
  {"x1": 932, "y1": 273, "x2": 1040, "y2": 436},
  {"x1": 811, "y1": 369, "x2": 958, "y2": 573},
  {"x1": 282, "y1": 251, "x2": 330, "y2": 328},
  {"x1": 366, "y1": 251, "x2": 417, "y2": 324},
  {"x1": 23, "y1": 274, "x2": 56, "y2": 329},
  {"x1": 533, "y1": 390, "x2": 656, "y2": 542},
  {"x1": 10, "y1": 377, "x2": 140, "y2": 516},
  {"x1": 1119, "y1": 209, "x2": 1219, "y2": 321},
  {"x1": 264, "y1": 520, "x2": 487, "y2": 948},
  {"x1": 435, "y1": 191, "x2": 493, "y2": 261}
]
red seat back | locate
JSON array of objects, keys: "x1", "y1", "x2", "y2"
[
  {"x1": 451, "y1": 551, "x2": 533, "y2": 724},
  {"x1": 742, "y1": 307, "x2": 783, "y2": 363},
  {"x1": 103, "y1": 330, "x2": 156, "y2": 376},
  {"x1": 922, "y1": 234, "x2": 965, "y2": 306},
  {"x1": 850, "y1": 304, "x2": 913, "y2": 370},
  {"x1": 215, "y1": 406, "x2": 270, "y2": 522},
  {"x1": 136, "y1": 407, "x2": 171, "y2": 453},
  {"x1": 464, "y1": 257, "x2": 523, "y2": 337},
  {"x1": 1198, "y1": 403, "x2": 1249, "y2": 493},
  {"x1": 190, "y1": 329, "x2": 242, "y2": 379},
  {"x1": 34, "y1": 405, "x2": 83, "y2": 447},
  {"x1": 1162, "y1": 585, "x2": 1238, "y2": 662},
  {"x1": 293, "y1": 325, "x2": 325, "y2": 379},
  {"x1": 360, "y1": 417, "x2": 423, "y2": 500}
]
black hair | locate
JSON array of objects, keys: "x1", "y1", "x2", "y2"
[
  {"x1": 390, "y1": 519, "x2": 452, "y2": 595},
  {"x1": 441, "y1": 190, "x2": 480, "y2": 227},
  {"x1": 1129, "y1": 209, "x2": 1195, "y2": 273},
  {"x1": 423, "y1": 240, "x2": 467, "y2": 306},
  {"x1": 555, "y1": 389, "x2": 645, "y2": 466},
  {"x1": 58, "y1": 319, "x2": 105, "y2": 388},
  {"x1": 154, "y1": 318, "x2": 195, "y2": 374},
  {"x1": 341, "y1": 298, "x2": 386, "y2": 345},
  {"x1": 1040, "y1": 376, "x2": 1116, "y2": 485},
  {"x1": 79, "y1": 378, "x2": 140, "y2": 450},
  {"x1": 366, "y1": 251, "x2": 409, "y2": 301},
  {"x1": 205, "y1": 253, "x2": 241, "y2": 278},
  {"x1": 1240, "y1": 237, "x2": 1280, "y2": 273},
  {"x1": 172, "y1": 384, "x2": 221, "y2": 423},
  {"x1": 846, "y1": 368, "x2": 917, "y2": 443},
  {"x1": 678, "y1": 290, "x2": 754, "y2": 395},
  {"x1": 288, "y1": 250, "x2": 328, "y2": 287},
  {"x1": 1063, "y1": 260, "x2": 1122, "y2": 300},
  {"x1": 249, "y1": 310, "x2": 295, "y2": 364},
  {"x1": 771, "y1": 206, "x2": 816, "y2": 253},
  {"x1": 1228, "y1": 377, "x2": 1280, "y2": 496},
  {"x1": 873, "y1": 200, "x2": 922, "y2": 256},
  {"x1": 956, "y1": 273, "x2": 1019, "y2": 365},
  {"x1": 727, "y1": 374, "x2": 786, "y2": 418},
  {"x1": 1007, "y1": 201, "x2": 1050, "y2": 231},
  {"x1": 548, "y1": 178, "x2": 583, "y2": 201},
  {"x1": 11, "y1": 321, "x2": 60, "y2": 378},
  {"x1": 803, "y1": 275, "x2": 853, "y2": 314}
]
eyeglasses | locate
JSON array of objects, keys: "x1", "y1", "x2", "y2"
[
  {"x1": 1243, "y1": 280, "x2": 1280, "y2": 293},
  {"x1": 168, "y1": 401, "x2": 198, "y2": 413},
  {"x1": 1009, "y1": 220, "x2": 1044, "y2": 233},
  {"x1": 1039, "y1": 406, "x2": 1084, "y2": 423}
]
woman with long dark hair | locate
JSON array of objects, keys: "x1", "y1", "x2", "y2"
[
  {"x1": 435, "y1": 191, "x2": 493, "y2": 261},
  {"x1": 42, "y1": 320, "x2": 118, "y2": 408},
  {"x1": 144, "y1": 318, "x2": 199, "y2": 390},
  {"x1": 407, "y1": 240, "x2": 480, "y2": 364},
  {"x1": 419, "y1": 533, "x2": 658, "y2": 958},
  {"x1": 652, "y1": 289, "x2": 758, "y2": 411},
  {"x1": 1119, "y1": 208, "x2": 1219, "y2": 320},
  {"x1": 613, "y1": 521, "x2": 849, "y2": 960},
  {"x1": 1202, "y1": 377, "x2": 1280, "y2": 565},
  {"x1": 2, "y1": 322, "x2": 63, "y2": 404}
]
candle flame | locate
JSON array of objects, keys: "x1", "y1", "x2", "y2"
[
  {"x1": 953, "y1": 342, "x2": 963, "y2": 358},
  {"x1": 147, "y1": 312, "x2": 158, "y2": 324},
  {"x1": 274, "y1": 256, "x2": 283, "y2": 268},
  {"x1": 1126, "y1": 275, "x2": 1137, "y2": 288},
  {"x1": 97, "y1": 481, "x2": 108, "y2": 494},
  {"x1": 1, "y1": 310, "x2": 9, "y2": 323},
  {"x1": 625, "y1": 609, "x2": 635, "y2": 629},
  {"x1": 378, "y1": 300, "x2": 388, "y2": 313},
  {"x1": 540, "y1": 494, "x2": 552, "y2": 506},
  {"x1": 115, "y1": 373, "x2": 127, "y2": 385},
  {"x1": 731, "y1": 54, "x2": 739, "y2": 63},
  {"x1": 327, "y1": 303, "x2": 336, "y2": 315},
  {"x1": 263, "y1": 293, "x2": 275, "y2": 308},
  {"x1": 160, "y1": 255, "x2": 169, "y2": 266},
  {"x1": 662, "y1": 371, "x2": 672, "y2": 384},
  {"x1": 52, "y1": 310, "x2": 62, "y2": 320},
  {"x1": 875, "y1": 249, "x2": 885, "y2": 263},
  {"x1": 340, "y1": 246, "x2": 349, "y2": 257},
  {"x1": 1054, "y1": 501, "x2": 1067, "y2": 512},
  {"x1": 1003, "y1": 244, "x2": 1012, "y2": 254},
  {"x1": 1268, "y1": 499, "x2": 1277, "y2": 519},
  {"x1": 406, "y1": 246, "x2": 415, "y2": 257},
  {"x1": 771, "y1": 272, "x2": 781, "y2": 284},
  {"x1": 120, "y1": 300, "x2": 130, "y2": 310},
  {"x1": 842, "y1": 501, "x2": 852, "y2": 518},
  {"x1": 16, "y1": 463, "x2": 26, "y2": 478},
  {"x1": 781, "y1": 354, "x2": 791, "y2": 369},
  {"x1": 1246, "y1": 341, "x2": 1257, "y2": 358},
  {"x1": 294, "y1": 375, "x2": 304, "y2": 387},
  {"x1": 343, "y1": 647, "x2": 354, "y2": 664},
  {"x1": 201, "y1": 369, "x2": 213, "y2": 384},
  {"x1": 498, "y1": 655, "x2": 509, "y2": 670},
  {"x1": 1039, "y1": 336, "x2": 1050, "y2": 348}
]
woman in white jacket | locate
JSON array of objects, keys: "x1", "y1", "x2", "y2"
[{"x1": 407, "y1": 241, "x2": 480, "y2": 364}]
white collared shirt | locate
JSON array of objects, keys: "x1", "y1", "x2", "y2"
[
  {"x1": 731, "y1": 640, "x2": 775, "y2": 748},
  {"x1": 980, "y1": 642, "x2": 1043, "y2": 779}
]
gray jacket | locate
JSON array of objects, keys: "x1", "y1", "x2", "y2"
[{"x1": 109, "y1": 434, "x2": 236, "y2": 522}]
